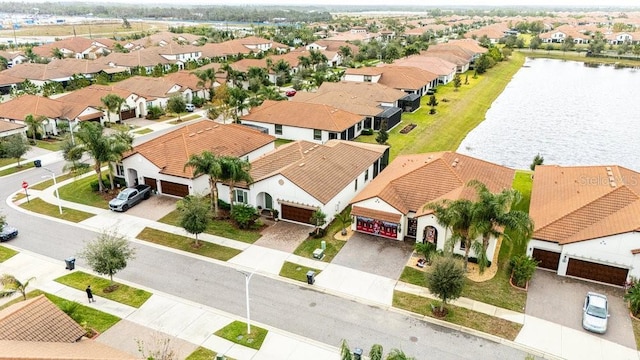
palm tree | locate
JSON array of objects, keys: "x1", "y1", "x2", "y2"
[
  {"x1": 61, "y1": 136, "x2": 88, "y2": 176},
  {"x1": 24, "y1": 114, "x2": 43, "y2": 143},
  {"x1": 0, "y1": 274, "x2": 35, "y2": 301},
  {"x1": 221, "y1": 156, "x2": 253, "y2": 213},
  {"x1": 75, "y1": 121, "x2": 111, "y2": 192},
  {"x1": 386, "y1": 349, "x2": 415, "y2": 360},
  {"x1": 106, "y1": 130, "x2": 134, "y2": 190},
  {"x1": 184, "y1": 151, "x2": 224, "y2": 217},
  {"x1": 228, "y1": 86, "x2": 249, "y2": 122},
  {"x1": 625, "y1": 282, "x2": 640, "y2": 316},
  {"x1": 257, "y1": 86, "x2": 285, "y2": 101},
  {"x1": 468, "y1": 180, "x2": 534, "y2": 273},
  {"x1": 194, "y1": 68, "x2": 217, "y2": 100},
  {"x1": 425, "y1": 198, "x2": 477, "y2": 271},
  {"x1": 101, "y1": 94, "x2": 126, "y2": 125}
]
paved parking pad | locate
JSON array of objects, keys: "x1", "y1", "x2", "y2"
[
  {"x1": 526, "y1": 269, "x2": 635, "y2": 349},
  {"x1": 331, "y1": 232, "x2": 414, "y2": 279}
]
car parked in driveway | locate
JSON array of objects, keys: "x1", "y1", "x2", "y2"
[
  {"x1": 285, "y1": 89, "x2": 297, "y2": 97},
  {"x1": 186, "y1": 103, "x2": 196, "y2": 112},
  {"x1": 583, "y1": 292, "x2": 609, "y2": 334},
  {"x1": 0, "y1": 224, "x2": 18, "y2": 242}
]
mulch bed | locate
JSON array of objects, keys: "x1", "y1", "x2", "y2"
[{"x1": 400, "y1": 123, "x2": 417, "y2": 134}]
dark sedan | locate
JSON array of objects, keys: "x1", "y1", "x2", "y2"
[{"x1": 0, "y1": 224, "x2": 18, "y2": 242}]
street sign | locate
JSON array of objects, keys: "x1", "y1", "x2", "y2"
[{"x1": 22, "y1": 181, "x2": 28, "y2": 189}]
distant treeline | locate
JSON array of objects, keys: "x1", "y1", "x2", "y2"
[{"x1": 0, "y1": 3, "x2": 332, "y2": 24}]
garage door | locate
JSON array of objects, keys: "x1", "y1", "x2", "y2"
[
  {"x1": 281, "y1": 204, "x2": 314, "y2": 225},
  {"x1": 532, "y1": 248, "x2": 561, "y2": 271},
  {"x1": 120, "y1": 109, "x2": 136, "y2": 120},
  {"x1": 143, "y1": 177, "x2": 157, "y2": 192},
  {"x1": 160, "y1": 180, "x2": 189, "y2": 197},
  {"x1": 566, "y1": 258, "x2": 628, "y2": 286}
]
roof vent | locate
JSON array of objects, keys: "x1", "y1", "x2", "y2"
[
  {"x1": 611, "y1": 181, "x2": 617, "y2": 188},
  {"x1": 197, "y1": 130, "x2": 203, "y2": 134},
  {"x1": 205, "y1": 127, "x2": 212, "y2": 131},
  {"x1": 299, "y1": 163, "x2": 305, "y2": 167},
  {"x1": 606, "y1": 166, "x2": 612, "y2": 171},
  {"x1": 213, "y1": 125, "x2": 219, "y2": 128},
  {"x1": 313, "y1": 144, "x2": 319, "y2": 148},
  {"x1": 188, "y1": 133, "x2": 196, "y2": 137},
  {"x1": 303, "y1": 150, "x2": 309, "y2": 154}
]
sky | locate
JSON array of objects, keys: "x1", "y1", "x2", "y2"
[{"x1": 10, "y1": 0, "x2": 640, "y2": 6}]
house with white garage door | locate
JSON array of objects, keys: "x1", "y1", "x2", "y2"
[
  {"x1": 119, "y1": 119, "x2": 275, "y2": 197},
  {"x1": 350, "y1": 152, "x2": 514, "y2": 264},
  {"x1": 217, "y1": 140, "x2": 389, "y2": 226},
  {"x1": 527, "y1": 165, "x2": 640, "y2": 286}
]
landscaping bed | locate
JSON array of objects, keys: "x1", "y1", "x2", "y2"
[
  {"x1": 399, "y1": 123, "x2": 417, "y2": 134},
  {"x1": 158, "y1": 210, "x2": 261, "y2": 244}
]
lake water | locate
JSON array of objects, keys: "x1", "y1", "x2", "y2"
[{"x1": 457, "y1": 58, "x2": 640, "y2": 172}]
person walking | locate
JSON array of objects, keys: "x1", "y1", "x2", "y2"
[{"x1": 86, "y1": 285, "x2": 95, "y2": 303}]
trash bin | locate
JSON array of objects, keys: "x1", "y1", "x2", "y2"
[
  {"x1": 353, "y1": 348, "x2": 363, "y2": 360},
  {"x1": 33, "y1": 160, "x2": 42, "y2": 168},
  {"x1": 65, "y1": 257, "x2": 75, "y2": 270},
  {"x1": 215, "y1": 355, "x2": 225, "y2": 360},
  {"x1": 306, "y1": 270, "x2": 315, "y2": 285}
]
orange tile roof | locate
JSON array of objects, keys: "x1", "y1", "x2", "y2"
[
  {"x1": 3, "y1": 59, "x2": 107, "y2": 81},
  {"x1": 0, "y1": 120, "x2": 26, "y2": 134},
  {"x1": 58, "y1": 84, "x2": 134, "y2": 108},
  {"x1": 101, "y1": 48, "x2": 171, "y2": 68},
  {"x1": 0, "y1": 94, "x2": 100, "y2": 121},
  {"x1": 229, "y1": 58, "x2": 268, "y2": 73},
  {"x1": 163, "y1": 70, "x2": 206, "y2": 91},
  {"x1": 125, "y1": 119, "x2": 275, "y2": 179},
  {"x1": 392, "y1": 56, "x2": 456, "y2": 76},
  {"x1": 376, "y1": 65, "x2": 439, "y2": 90},
  {"x1": 351, "y1": 152, "x2": 515, "y2": 215},
  {"x1": 344, "y1": 67, "x2": 384, "y2": 76},
  {"x1": 446, "y1": 39, "x2": 488, "y2": 54},
  {"x1": 530, "y1": 165, "x2": 640, "y2": 244},
  {"x1": 32, "y1": 37, "x2": 113, "y2": 57},
  {"x1": 0, "y1": 339, "x2": 140, "y2": 359},
  {"x1": 110, "y1": 76, "x2": 181, "y2": 99},
  {"x1": 241, "y1": 100, "x2": 363, "y2": 132},
  {"x1": 0, "y1": 295, "x2": 86, "y2": 343},
  {"x1": 250, "y1": 140, "x2": 388, "y2": 204}
]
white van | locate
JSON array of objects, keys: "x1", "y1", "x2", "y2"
[{"x1": 186, "y1": 103, "x2": 196, "y2": 112}]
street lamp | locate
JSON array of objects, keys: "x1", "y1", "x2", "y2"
[
  {"x1": 43, "y1": 167, "x2": 62, "y2": 214},
  {"x1": 237, "y1": 269, "x2": 256, "y2": 334}
]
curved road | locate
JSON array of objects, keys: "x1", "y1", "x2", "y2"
[{"x1": 1, "y1": 159, "x2": 531, "y2": 359}]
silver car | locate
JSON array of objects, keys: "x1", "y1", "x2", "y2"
[{"x1": 582, "y1": 292, "x2": 609, "y2": 334}]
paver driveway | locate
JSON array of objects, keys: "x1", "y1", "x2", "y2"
[
  {"x1": 125, "y1": 194, "x2": 178, "y2": 221},
  {"x1": 255, "y1": 221, "x2": 311, "y2": 252},
  {"x1": 526, "y1": 269, "x2": 635, "y2": 349},
  {"x1": 331, "y1": 232, "x2": 414, "y2": 279}
]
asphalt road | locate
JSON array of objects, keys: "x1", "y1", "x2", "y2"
[{"x1": 1, "y1": 159, "x2": 531, "y2": 359}]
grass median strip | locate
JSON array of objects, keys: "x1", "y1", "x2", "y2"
[
  {"x1": 159, "y1": 210, "x2": 261, "y2": 244},
  {"x1": 392, "y1": 291, "x2": 522, "y2": 341},
  {"x1": 20, "y1": 197, "x2": 95, "y2": 222},
  {"x1": 214, "y1": 320, "x2": 268, "y2": 350},
  {"x1": 186, "y1": 347, "x2": 235, "y2": 360},
  {"x1": 137, "y1": 227, "x2": 241, "y2": 261},
  {"x1": 0, "y1": 162, "x2": 35, "y2": 177},
  {"x1": 279, "y1": 261, "x2": 322, "y2": 283},
  {"x1": 134, "y1": 128, "x2": 153, "y2": 135},
  {"x1": 55, "y1": 271, "x2": 152, "y2": 308},
  {"x1": 0, "y1": 246, "x2": 18, "y2": 262}
]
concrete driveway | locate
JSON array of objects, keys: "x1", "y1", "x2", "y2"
[
  {"x1": 255, "y1": 221, "x2": 311, "y2": 252},
  {"x1": 526, "y1": 269, "x2": 635, "y2": 349},
  {"x1": 125, "y1": 194, "x2": 178, "y2": 221},
  {"x1": 331, "y1": 232, "x2": 414, "y2": 279}
]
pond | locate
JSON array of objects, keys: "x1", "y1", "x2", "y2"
[{"x1": 457, "y1": 58, "x2": 640, "y2": 171}]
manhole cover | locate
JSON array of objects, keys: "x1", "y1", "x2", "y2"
[
  {"x1": 309, "y1": 302, "x2": 317, "y2": 307},
  {"x1": 409, "y1": 336, "x2": 418, "y2": 343}
]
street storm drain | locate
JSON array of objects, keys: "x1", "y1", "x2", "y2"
[
  {"x1": 309, "y1": 302, "x2": 317, "y2": 307},
  {"x1": 410, "y1": 336, "x2": 418, "y2": 343}
]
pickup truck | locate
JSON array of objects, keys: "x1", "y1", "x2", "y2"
[{"x1": 109, "y1": 184, "x2": 151, "y2": 212}]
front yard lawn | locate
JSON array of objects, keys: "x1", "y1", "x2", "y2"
[
  {"x1": 35, "y1": 139, "x2": 63, "y2": 151},
  {"x1": 632, "y1": 317, "x2": 640, "y2": 349},
  {"x1": 58, "y1": 174, "x2": 111, "y2": 208},
  {"x1": 158, "y1": 210, "x2": 261, "y2": 244},
  {"x1": 0, "y1": 246, "x2": 18, "y2": 262},
  {"x1": 293, "y1": 208, "x2": 349, "y2": 262},
  {"x1": 29, "y1": 171, "x2": 89, "y2": 191},
  {"x1": 214, "y1": 321, "x2": 268, "y2": 350},
  {"x1": 136, "y1": 227, "x2": 242, "y2": 261},
  {"x1": 20, "y1": 197, "x2": 95, "y2": 223},
  {"x1": 393, "y1": 291, "x2": 522, "y2": 341},
  {"x1": 55, "y1": 271, "x2": 152, "y2": 308},
  {"x1": 279, "y1": 261, "x2": 322, "y2": 283},
  {"x1": 399, "y1": 266, "x2": 427, "y2": 287}
]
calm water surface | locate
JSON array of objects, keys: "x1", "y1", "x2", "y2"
[{"x1": 457, "y1": 58, "x2": 640, "y2": 171}]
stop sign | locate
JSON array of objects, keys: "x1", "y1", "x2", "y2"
[{"x1": 22, "y1": 181, "x2": 28, "y2": 189}]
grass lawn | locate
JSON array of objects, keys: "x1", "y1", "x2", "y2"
[
  {"x1": 134, "y1": 128, "x2": 154, "y2": 135},
  {"x1": 158, "y1": 210, "x2": 261, "y2": 244},
  {"x1": 293, "y1": 210, "x2": 348, "y2": 262},
  {"x1": 0, "y1": 158, "x2": 20, "y2": 167},
  {"x1": 214, "y1": 320, "x2": 268, "y2": 350},
  {"x1": 20, "y1": 197, "x2": 95, "y2": 222},
  {"x1": 0, "y1": 290, "x2": 120, "y2": 333},
  {"x1": 392, "y1": 291, "x2": 522, "y2": 341},
  {"x1": 168, "y1": 114, "x2": 201, "y2": 124},
  {"x1": 274, "y1": 138, "x2": 294, "y2": 147},
  {"x1": 279, "y1": 261, "x2": 322, "y2": 283},
  {"x1": 35, "y1": 139, "x2": 63, "y2": 151},
  {"x1": 185, "y1": 347, "x2": 233, "y2": 360},
  {"x1": 399, "y1": 266, "x2": 427, "y2": 287},
  {"x1": 632, "y1": 317, "x2": 640, "y2": 349},
  {"x1": 0, "y1": 162, "x2": 35, "y2": 177},
  {"x1": 55, "y1": 271, "x2": 152, "y2": 308},
  {"x1": 137, "y1": 227, "x2": 242, "y2": 261},
  {"x1": 58, "y1": 175, "x2": 110, "y2": 208},
  {"x1": 0, "y1": 246, "x2": 18, "y2": 262},
  {"x1": 30, "y1": 171, "x2": 86, "y2": 191},
  {"x1": 356, "y1": 52, "x2": 526, "y2": 160}
]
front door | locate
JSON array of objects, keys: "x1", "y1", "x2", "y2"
[
  {"x1": 407, "y1": 218, "x2": 417, "y2": 238},
  {"x1": 265, "y1": 193, "x2": 273, "y2": 210}
]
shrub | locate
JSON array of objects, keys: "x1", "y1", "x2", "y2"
[
  {"x1": 231, "y1": 204, "x2": 257, "y2": 229},
  {"x1": 509, "y1": 255, "x2": 539, "y2": 288},
  {"x1": 145, "y1": 105, "x2": 164, "y2": 120},
  {"x1": 191, "y1": 96, "x2": 205, "y2": 107},
  {"x1": 217, "y1": 198, "x2": 231, "y2": 211},
  {"x1": 625, "y1": 279, "x2": 640, "y2": 316},
  {"x1": 361, "y1": 128, "x2": 374, "y2": 135},
  {"x1": 89, "y1": 176, "x2": 110, "y2": 192}
]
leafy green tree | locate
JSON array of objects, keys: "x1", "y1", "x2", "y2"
[
  {"x1": 79, "y1": 230, "x2": 136, "y2": 285},
  {"x1": 369, "y1": 344, "x2": 383, "y2": 360},
  {"x1": 4, "y1": 134, "x2": 30, "y2": 167},
  {"x1": 588, "y1": 32, "x2": 606, "y2": 55},
  {"x1": 336, "y1": 212, "x2": 352, "y2": 236},
  {"x1": 0, "y1": 274, "x2": 36, "y2": 300},
  {"x1": 561, "y1": 36, "x2": 575, "y2": 53},
  {"x1": 426, "y1": 256, "x2": 465, "y2": 314},
  {"x1": 0, "y1": 213, "x2": 5, "y2": 232},
  {"x1": 340, "y1": 339, "x2": 352, "y2": 360},
  {"x1": 52, "y1": 47, "x2": 64, "y2": 59},
  {"x1": 66, "y1": 74, "x2": 91, "y2": 91},
  {"x1": 425, "y1": 198, "x2": 476, "y2": 271},
  {"x1": 194, "y1": 68, "x2": 218, "y2": 100},
  {"x1": 177, "y1": 195, "x2": 211, "y2": 246},
  {"x1": 228, "y1": 86, "x2": 249, "y2": 122},
  {"x1": 42, "y1": 81, "x2": 64, "y2": 97},
  {"x1": 101, "y1": 94, "x2": 127, "y2": 125},
  {"x1": 625, "y1": 281, "x2": 640, "y2": 316},
  {"x1": 529, "y1": 36, "x2": 542, "y2": 50},
  {"x1": 75, "y1": 121, "x2": 111, "y2": 192},
  {"x1": 453, "y1": 73, "x2": 462, "y2": 91},
  {"x1": 167, "y1": 95, "x2": 187, "y2": 121},
  {"x1": 376, "y1": 120, "x2": 389, "y2": 145},
  {"x1": 61, "y1": 135, "x2": 88, "y2": 176},
  {"x1": 530, "y1": 153, "x2": 544, "y2": 171},
  {"x1": 310, "y1": 209, "x2": 327, "y2": 236},
  {"x1": 184, "y1": 151, "x2": 224, "y2": 216}
]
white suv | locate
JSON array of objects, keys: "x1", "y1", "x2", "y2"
[{"x1": 186, "y1": 103, "x2": 196, "y2": 112}]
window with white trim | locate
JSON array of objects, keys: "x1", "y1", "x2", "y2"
[
  {"x1": 116, "y1": 163, "x2": 124, "y2": 177},
  {"x1": 234, "y1": 189, "x2": 248, "y2": 204},
  {"x1": 313, "y1": 129, "x2": 322, "y2": 140}
]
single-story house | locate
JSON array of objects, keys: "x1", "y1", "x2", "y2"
[
  {"x1": 218, "y1": 139, "x2": 389, "y2": 226},
  {"x1": 58, "y1": 84, "x2": 145, "y2": 123},
  {"x1": 0, "y1": 120, "x2": 27, "y2": 139},
  {"x1": 240, "y1": 100, "x2": 365, "y2": 144},
  {"x1": 119, "y1": 119, "x2": 275, "y2": 197},
  {"x1": 343, "y1": 65, "x2": 438, "y2": 100},
  {"x1": 350, "y1": 152, "x2": 515, "y2": 262},
  {"x1": 527, "y1": 165, "x2": 640, "y2": 286},
  {"x1": 393, "y1": 55, "x2": 457, "y2": 85}
]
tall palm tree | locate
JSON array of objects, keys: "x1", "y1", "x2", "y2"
[
  {"x1": 106, "y1": 130, "x2": 134, "y2": 190},
  {"x1": 75, "y1": 121, "x2": 111, "y2": 192},
  {"x1": 425, "y1": 198, "x2": 477, "y2": 271},
  {"x1": 221, "y1": 156, "x2": 253, "y2": 213},
  {"x1": 0, "y1": 274, "x2": 35, "y2": 301},
  {"x1": 101, "y1": 94, "x2": 126, "y2": 124},
  {"x1": 468, "y1": 180, "x2": 534, "y2": 273},
  {"x1": 24, "y1": 114, "x2": 46, "y2": 142},
  {"x1": 228, "y1": 86, "x2": 249, "y2": 122},
  {"x1": 194, "y1": 68, "x2": 218, "y2": 100},
  {"x1": 184, "y1": 151, "x2": 224, "y2": 217}
]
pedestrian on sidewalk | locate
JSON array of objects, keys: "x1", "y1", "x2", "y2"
[{"x1": 86, "y1": 285, "x2": 95, "y2": 303}]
